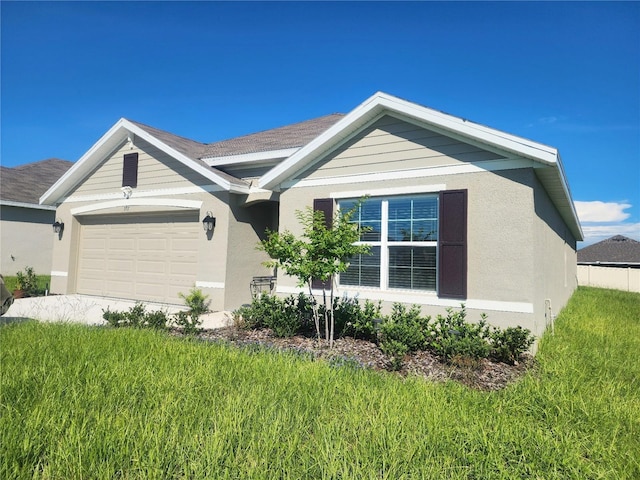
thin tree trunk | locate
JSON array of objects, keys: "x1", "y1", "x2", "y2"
[
  {"x1": 329, "y1": 274, "x2": 336, "y2": 348},
  {"x1": 307, "y1": 280, "x2": 321, "y2": 340},
  {"x1": 323, "y1": 286, "x2": 328, "y2": 342}
]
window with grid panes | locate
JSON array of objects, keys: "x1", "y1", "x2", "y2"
[{"x1": 339, "y1": 195, "x2": 438, "y2": 291}]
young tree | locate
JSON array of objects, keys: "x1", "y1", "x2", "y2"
[{"x1": 259, "y1": 200, "x2": 370, "y2": 347}]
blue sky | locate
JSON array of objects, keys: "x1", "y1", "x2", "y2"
[{"x1": 1, "y1": 1, "x2": 638, "y2": 246}]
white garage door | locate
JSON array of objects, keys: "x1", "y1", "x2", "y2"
[{"x1": 77, "y1": 212, "x2": 199, "y2": 304}]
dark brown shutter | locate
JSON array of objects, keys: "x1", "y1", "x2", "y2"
[
  {"x1": 438, "y1": 189, "x2": 467, "y2": 299},
  {"x1": 311, "y1": 198, "x2": 333, "y2": 290},
  {"x1": 122, "y1": 153, "x2": 139, "y2": 188}
]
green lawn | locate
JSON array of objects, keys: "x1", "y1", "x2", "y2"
[{"x1": 1, "y1": 287, "x2": 638, "y2": 479}]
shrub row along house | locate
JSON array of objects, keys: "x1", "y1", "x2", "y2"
[{"x1": 41, "y1": 92, "x2": 583, "y2": 338}]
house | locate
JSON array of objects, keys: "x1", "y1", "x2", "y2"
[
  {"x1": 40, "y1": 92, "x2": 583, "y2": 338},
  {"x1": 577, "y1": 235, "x2": 640, "y2": 292},
  {"x1": 1, "y1": 158, "x2": 73, "y2": 275}
]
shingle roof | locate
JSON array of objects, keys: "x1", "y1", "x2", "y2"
[
  {"x1": 578, "y1": 235, "x2": 640, "y2": 264},
  {"x1": 127, "y1": 120, "x2": 206, "y2": 159},
  {"x1": 1, "y1": 159, "x2": 73, "y2": 205},
  {"x1": 201, "y1": 113, "x2": 345, "y2": 158},
  {"x1": 129, "y1": 113, "x2": 345, "y2": 161}
]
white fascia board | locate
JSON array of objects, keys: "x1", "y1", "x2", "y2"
[
  {"x1": 122, "y1": 120, "x2": 249, "y2": 194},
  {"x1": 259, "y1": 103, "x2": 383, "y2": 189},
  {"x1": 0, "y1": 200, "x2": 57, "y2": 211},
  {"x1": 40, "y1": 118, "x2": 129, "y2": 205},
  {"x1": 202, "y1": 147, "x2": 299, "y2": 167},
  {"x1": 374, "y1": 93, "x2": 559, "y2": 165},
  {"x1": 40, "y1": 119, "x2": 250, "y2": 206},
  {"x1": 259, "y1": 91, "x2": 559, "y2": 191}
]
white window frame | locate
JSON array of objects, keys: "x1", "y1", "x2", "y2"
[{"x1": 338, "y1": 193, "x2": 439, "y2": 292}]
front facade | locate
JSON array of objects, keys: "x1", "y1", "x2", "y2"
[{"x1": 41, "y1": 93, "x2": 582, "y2": 338}]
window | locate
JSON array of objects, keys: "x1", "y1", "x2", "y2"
[
  {"x1": 339, "y1": 195, "x2": 438, "y2": 291},
  {"x1": 122, "y1": 153, "x2": 139, "y2": 188}
]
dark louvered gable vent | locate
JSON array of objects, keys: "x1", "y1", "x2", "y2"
[
  {"x1": 122, "y1": 153, "x2": 139, "y2": 188},
  {"x1": 311, "y1": 198, "x2": 334, "y2": 290},
  {"x1": 438, "y1": 189, "x2": 467, "y2": 299}
]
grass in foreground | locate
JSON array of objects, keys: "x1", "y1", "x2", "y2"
[{"x1": 1, "y1": 287, "x2": 638, "y2": 479}]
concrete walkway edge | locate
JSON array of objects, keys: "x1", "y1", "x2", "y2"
[{"x1": 1, "y1": 294, "x2": 232, "y2": 330}]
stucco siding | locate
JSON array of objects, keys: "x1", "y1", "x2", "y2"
[
  {"x1": 0, "y1": 206, "x2": 56, "y2": 276},
  {"x1": 277, "y1": 168, "x2": 537, "y2": 327},
  {"x1": 532, "y1": 172, "x2": 578, "y2": 337},
  {"x1": 223, "y1": 198, "x2": 278, "y2": 311},
  {"x1": 298, "y1": 115, "x2": 504, "y2": 181}
]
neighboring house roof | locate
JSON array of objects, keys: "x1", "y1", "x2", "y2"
[
  {"x1": 1, "y1": 158, "x2": 73, "y2": 210},
  {"x1": 37, "y1": 91, "x2": 583, "y2": 240},
  {"x1": 578, "y1": 235, "x2": 640, "y2": 264}
]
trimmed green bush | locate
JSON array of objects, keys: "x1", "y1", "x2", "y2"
[
  {"x1": 429, "y1": 307, "x2": 492, "y2": 360},
  {"x1": 334, "y1": 296, "x2": 382, "y2": 341},
  {"x1": 490, "y1": 326, "x2": 535, "y2": 364},
  {"x1": 102, "y1": 303, "x2": 169, "y2": 330}
]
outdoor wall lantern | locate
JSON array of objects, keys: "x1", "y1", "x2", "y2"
[
  {"x1": 52, "y1": 219, "x2": 64, "y2": 234},
  {"x1": 202, "y1": 211, "x2": 216, "y2": 231}
]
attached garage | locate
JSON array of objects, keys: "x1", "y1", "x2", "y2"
[{"x1": 76, "y1": 212, "x2": 199, "y2": 304}]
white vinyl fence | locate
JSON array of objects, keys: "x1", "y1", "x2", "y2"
[{"x1": 577, "y1": 264, "x2": 640, "y2": 292}]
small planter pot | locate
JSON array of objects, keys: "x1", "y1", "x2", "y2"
[{"x1": 12, "y1": 289, "x2": 26, "y2": 299}]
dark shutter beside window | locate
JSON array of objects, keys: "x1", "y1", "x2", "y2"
[
  {"x1": 438, "y1": 189, "x2": 467, "y2": 299},
  {"x1": 312, "y1": 198, "x2": 333, "y2": 290},
  {"x1": 122, "y1": 153, "x2": 139, "y2": 188}
]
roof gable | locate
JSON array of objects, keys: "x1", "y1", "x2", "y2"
[
  {"x1": 40, "y1": 119, "x2": 251, "y2": 205},
  {"x1": 259, "y1": 91, "x2": 582, "y2": 240}
]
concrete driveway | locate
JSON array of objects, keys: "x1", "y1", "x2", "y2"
[{"x1": 0, "y1": 294, "x2": 232, "y2": 330}]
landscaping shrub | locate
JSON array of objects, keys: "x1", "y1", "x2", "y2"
[
  {"x1": 172, "y1": 310, "x2": 201, "y2": 336},
  {"x1": 266, "y1": 295, "x2": 303, "y2": 338},
  {"x1": 101, "y1": 308, "x2": 127, "y2": 328},
  {"x1": 102, "y1": 303, "x2": 170, "y2": 330},
  {"x1": 15, "y1": 267, "x2": 40, "y2": 296},
  {"x1": 490, "y1": 326, "x2": 535, "y2": 364},
  {"x1": 233, "y1": 293, "x2": 304, "y2": 337},
  {"x1": 380, "y1": 339, "x2": 409, "y2": 371},
  {"x1": 428, "y1": 307, "x2": 491, "y2": 360},
  {"x1": 179, "y1": 287, "x2": 210, "y2": 316},
  {"x1": 379, "y1": 303, "x2": 430, "y2": 353},
  {"x1": 334, "y1": 296, "x2": 382, "y2": 341}
]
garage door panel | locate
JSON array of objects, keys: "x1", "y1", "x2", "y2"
[
  {"x1": 77, "y1": 213, "x2": 199, "y2": 304},
  {"x1": 139, "y1": 238, "x2": 164, "y2": 251},
  {"x1": 108, "y1": 259, "x2": 135, "y2": 274},
  {"x1": 136, "y1": 260, "x2": 166, "y2": 274}
]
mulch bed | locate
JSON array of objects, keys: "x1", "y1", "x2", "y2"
[{"x1": 179, "y1": 326, "x2": 534, "y2": 391}]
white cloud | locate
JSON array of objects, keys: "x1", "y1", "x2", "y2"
[{"x1": 575, "y1": 201, "x2": 632, "y2": 223}]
